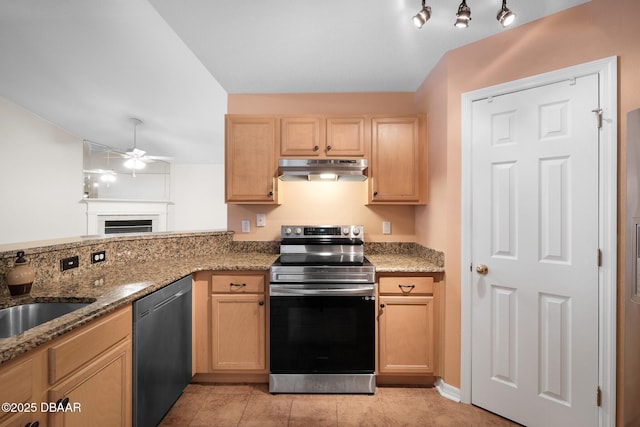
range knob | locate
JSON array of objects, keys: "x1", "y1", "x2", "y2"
[
  {"x1": 342, "y1": 227, "x2": 350, "y2": 235},
  {"x1": 284, "y1": 227, "x2": 292, "y2": 235},
  {"x1": 295, "y1": 227, "x2": 303, "y2": 235},
  {"x1": 353, "y1": 227, "x2": 361, "y2": 236}
]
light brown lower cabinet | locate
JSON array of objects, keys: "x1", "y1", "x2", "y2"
[
  {"x1": 0, "y1": 350, "x2": 47, "y2": 427},
  {"x1": 48, "y1": 340, "x2": 130, "y2": 427},
  {"x1": 0, "y1": 305, "x2": 132, "y2": 427},
  {"x1": 192, "y1": 271, "x2": 268, "y2": 383},
  {"x1": 377, "y1": 274, "x2": 443, "y2": 384}
]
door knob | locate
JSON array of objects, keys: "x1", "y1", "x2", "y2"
[{"x1": 476, "y1": 264, "x2": 488, "y2": 275}]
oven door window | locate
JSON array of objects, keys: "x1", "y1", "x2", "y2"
[{"x1": 270, "y1": 295, "x2": 375, "y2": 374}]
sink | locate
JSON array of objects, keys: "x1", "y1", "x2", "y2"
[{"x1": 0, "y1": 302, "x2": 94, "y2": 339}]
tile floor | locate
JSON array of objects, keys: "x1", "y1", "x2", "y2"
[{"x1": 160, "y1": 383, "x2": 520, "y2": 427}]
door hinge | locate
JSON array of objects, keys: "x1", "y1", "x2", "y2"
[
  {"x1": 597, "y1": 248, "x2": 602, "y2": 267},
  {"x1": 592, "y1": 108, "x2": 603, "y2": 129},
  {"x1": 597, "y1": 386, "x2": 602, "y2": 407}
]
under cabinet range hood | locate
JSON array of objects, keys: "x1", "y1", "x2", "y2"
[{"x1": 278, "y1": 159, "x2": 368, "y2": 181}]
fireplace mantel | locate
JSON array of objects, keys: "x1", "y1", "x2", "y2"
[{"x1": 81, "y1": 199, "x2": 172, "y2": 235}]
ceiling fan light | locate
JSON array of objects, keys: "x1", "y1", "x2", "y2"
[
  {"x1": 124, "y1": 158, "x2": 146, "y2": 170},
  {"x1": 454, "y1": 0, "x2": 471, "y2": 28},
  {"x1": 497, "y1": 1, "x2": 516, "y2": 27}
]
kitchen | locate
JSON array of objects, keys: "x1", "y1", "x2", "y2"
[{"x1": 1, "y1": 0, "x2": 639, "y2": 426}]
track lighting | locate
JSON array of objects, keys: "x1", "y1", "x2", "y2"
[
  {"x1": 412, "y1": 0, "x2": 514, "y2": 30},
  {"x1": 454, "y1": 0, "x2": 472, "y2": 28},
  {"x1": 497, "y1": 0, "x2": 516, "y2": 27},
  {"x1": 412, "y1": 0, "x2": 432, "y2": 29}
]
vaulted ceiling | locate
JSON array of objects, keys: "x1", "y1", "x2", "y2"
[{"x1": 0, "y1": 0, "x2": 590, "y2": 163}]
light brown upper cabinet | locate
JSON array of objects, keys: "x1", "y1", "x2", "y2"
[
  {"x1": 369, "y1": 115, "x2": 427, "y2": 204},
  {"x1": 225, "y1": 115, "x2": 278, "y2": 204},
  {"x1": 280, "y1": 116, "x2": 367, "y2": 158}
]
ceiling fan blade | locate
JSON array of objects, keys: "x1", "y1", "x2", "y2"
[{"x1": 146, "y1": 155, "x2": 173, "y2": 161}]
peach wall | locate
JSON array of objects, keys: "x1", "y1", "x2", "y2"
[
  {"x1": 414, "y1": 0, "x2": 640, "y2": 421},
  {"x1": 227, "y1": 92, "x2": 420, "y2": 242}
]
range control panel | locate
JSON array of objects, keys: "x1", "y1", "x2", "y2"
[{"x1": 281, "y1": 225, "x2": 363, "y2": 239}]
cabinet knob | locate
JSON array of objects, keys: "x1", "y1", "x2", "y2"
[
  {"x1": 326, "y1": 145, "x2": 332, "y2": 151},
  {"x1": 379, "y1": 303, "x2": 385, "y2": 308},
  {"x1": 313, "y1": 145, "x2": 320, "y2": 151},
  {"x1": 259, "y1": 300, "x2": 265, "y2": 306},
  {"x1": 268, "y1": 191, "x2": 273, "y2": 197},
  {"x1": 373, "y1": 191, "x2": 378, "y2": 196}
]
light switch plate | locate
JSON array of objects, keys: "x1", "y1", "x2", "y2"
[
  {"x1": 256, "y1": 213, "x2": 266, "y2": 227},
  {"x1": 241, "y1": 220, "x2": 250, "y2": 233},
  {"x1": 382, "y1": 221, "x2": 391, "y2": 235}
]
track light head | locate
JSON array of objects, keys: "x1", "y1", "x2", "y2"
[
  {"x1": 497, "y1": 0, "x2": 516, "y2": 27},
  {"x1": 413, "y1": 0, "x2": 431, "y2": 29},
  {"x1": 454, "y1": 0, "x2": 472, "y2": 28}
]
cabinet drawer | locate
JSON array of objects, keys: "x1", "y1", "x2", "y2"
[
  {"x1": 48, "y1": 306, "x2": 132, "y2": 385},
  {"x1": 211, "y1": 275, "x2": 265, "y2": 293},
  {"x1": 379, "y1": 276, "x2": 434, "y2": 295}
]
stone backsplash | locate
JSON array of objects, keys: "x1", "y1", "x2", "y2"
[{"x1": 0, "y1": 231, "x2": 235, "y2": 298}]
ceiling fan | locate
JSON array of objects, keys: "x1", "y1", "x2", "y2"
[{"x1": 121, "y1": 118, "x2": 172, "y2": 176}]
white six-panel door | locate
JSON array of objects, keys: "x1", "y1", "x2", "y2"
[{"x1": 470, "y1": 74, "x2": 600, "y2": 426}]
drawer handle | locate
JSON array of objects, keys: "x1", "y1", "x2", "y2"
[
  {"x1": 398, "y1": 284, "x2": 416, "y2": 291},
  {"x1": 230, "y1": 283, "x2": 247, "y2": 287}
]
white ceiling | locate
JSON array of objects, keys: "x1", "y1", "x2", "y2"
[{"x1": 0, "y1": 0, "x2": 590, "y2": 163}]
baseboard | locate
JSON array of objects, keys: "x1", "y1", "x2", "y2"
[{"x1": 435, "y1": 378, "x2": 461, "y2": 402}]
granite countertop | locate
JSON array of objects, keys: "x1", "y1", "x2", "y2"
[
  {"x1": 0, "y1": 245, "x2": 443, "y2": 366},
  {"x1": 0, "y1": 251, "x2": 277, "y2": 365},
  {"x1": 367, "y1": 254, "x2": 444, "y2": 273}
]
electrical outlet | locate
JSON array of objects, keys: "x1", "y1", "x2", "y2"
[
  {"x1": 60, "y1": 255, "x2": 79, "y2": 271},
  {"x1": 241, "y1": 220, "x2": 250, "y2": 233},
  {"x1": 382, "y1": 221, "x2": 391, "y2": 235},
  {"x1": 256, "y1": 213, "x2": 266, "y2": 227},
  {"x1": 91, "y1": 250, "x2": 106, "y2": 264}
]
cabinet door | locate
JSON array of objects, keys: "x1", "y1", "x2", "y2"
[
  {"x1": 0, "y1": 350, "x2": 46, "y2": 427},
  {"x1": 210, "y1": 293, "x2": 266, "y2": 371},
  {"x1": 325, "y1": 116, "x2": 367, "y2": 157},
  {"x1": 370, "y1": 116, "x2": 426, "y2": 204},
  {"x1": 225, "y1": 116, "x2": 277, "y2": 203},
  {"x1": 280, "y1": 116, "x2": 324, "y2": 157},
  {"x1": 48, "y1": 340, "x2": 131, "y2": 427},
  {"x1": 378, "y1": 296, "x2": 434, "y2": 374}
]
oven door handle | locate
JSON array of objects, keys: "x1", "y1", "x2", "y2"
[{"x1": 270, "y1": 285, "x2": 375, "y2": 297}]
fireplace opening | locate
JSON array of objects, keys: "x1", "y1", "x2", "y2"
[{"x1": 104, "y1": 219, "x2": 153, "y2": 234}]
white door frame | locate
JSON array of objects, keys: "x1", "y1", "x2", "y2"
[{"x1": 460, "y1": 56, "x2": 617, "y2": 426}]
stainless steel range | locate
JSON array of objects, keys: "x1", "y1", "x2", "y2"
[{"x1": 269, "y1": 225, "x2": 376, "y2": 394}]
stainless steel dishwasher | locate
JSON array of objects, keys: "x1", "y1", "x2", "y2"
[{"x1": 133, "y1": 275, "x2": 192, "y2": 427}]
